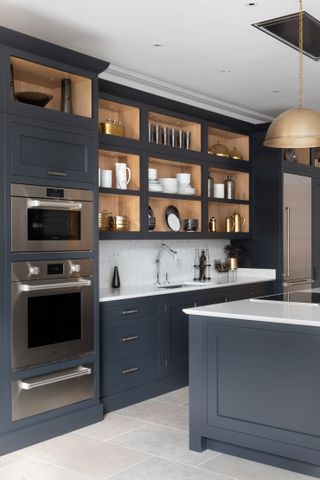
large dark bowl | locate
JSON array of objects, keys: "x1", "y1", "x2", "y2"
[{"x1": 15, "y1": 91, "x2": 53, "y2": 107}]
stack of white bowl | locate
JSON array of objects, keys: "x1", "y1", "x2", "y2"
[
  {"x1": 148, "y1": 168, "x2": 162, "y2": 192},
  {"x1": 158, "y1": 177, "x2": 178, "y2": 194},
  {"x1": 176, "y1": 173, "x2": 195, "y2": 195}
]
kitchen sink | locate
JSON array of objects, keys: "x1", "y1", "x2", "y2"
[{"x1": 157, "y1": 284, "x2": 184, "y2": 289}]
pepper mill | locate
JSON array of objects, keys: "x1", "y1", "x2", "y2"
[{"x1": 111, "y1": 266, "x2": 120, "y2": 289}]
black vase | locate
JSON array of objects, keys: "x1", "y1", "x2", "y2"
[
  {"x1": 61, "y1": 78, "x2": 72, "y2": 113},
  {"x1": 112, "y1": 266, "x2": 120, "y2": 289}
]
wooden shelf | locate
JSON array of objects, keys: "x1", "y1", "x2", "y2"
[
  {"x1": 208, "y1": 127, "x2": 249, "y2": 161},
  {"x1": 11, "y1": 56, "x2": 92, "y2": 118},
  {"x1": 148, "y1": 111, "x2": 201, "y2": 152},
  {"x1": 208, "y1": 198, "x2": 249, "y2": 205},
  {"x1": 208, "y1": 167, "x2": 249, "y2": 201},
  {"x1": 149, "y1": 157, "x2": 201, "y2": 196},
  {"x1": 283, "y1": 148, "x2": 310, "y2": 166},
  {"x1": 99, "y1": 99, "x2": 140, "y2": 140},
  {"x1": 148, "y1": 192, "x2": 201, "y2": 201},
  {"x1": 99, "y1": 149, "x2": 140, "y2": 190},
  {"x1": 99, "y1": 188, "x2": 140, "y2": 196},
  {"x1": 99, "y1": 193, "x2": 140, "y2": 232},
  {"x1": 149, "y1": 197, "x2": 201, "y2": 233},
  {"x1": 208, "y1": 203, "x2": 250, "y2": 233}
]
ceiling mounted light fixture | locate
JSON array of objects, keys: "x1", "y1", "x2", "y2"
[{"x1": 264, "y1": 0, "x2": 320, "y2": 148}]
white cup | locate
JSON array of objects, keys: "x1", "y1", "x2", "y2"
[
  {"x1": 101, "y1": 169, "x2": 112, "y2": 188},
  {"x1": 176, "y1": 173, "x2": 191, "y2": 185},
  {"x1": 115, "y1": 163, "x2": 132, "y2": 189},
  {"x1": 214, "y1": 183, "x2": 225, "y2": 198},
  {"x1": 148, "y1": 168, "x2": 157, "y2": 180}
]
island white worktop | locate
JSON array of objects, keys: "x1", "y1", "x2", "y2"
[
  {"x1": 184, "y1": 287, "x2": 320, "y2": 327},
  {"x1": 99, "y1": 268, "x2": 276, "y2": 302}
]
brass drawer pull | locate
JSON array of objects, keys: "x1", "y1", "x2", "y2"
[
  {"x1": 121, "y1": 335, "x2": 139, "y2": 342},
  {"x1": 122, "y1": 367, "x2": 139, "y2": 375},
  {"x1": 121, "y1": 309, "x2": 138, "y2": 315}
]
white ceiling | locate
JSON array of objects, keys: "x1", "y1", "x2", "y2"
[{"x1": 1, "y1": 0, "x2": 320, "y2": 123}]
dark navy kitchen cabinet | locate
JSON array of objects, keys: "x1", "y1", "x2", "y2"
[
  {"x1": 313, "y1": 177, "x2": 320, "y2": 288},
  {"x1": 8, "y1": 115, "x2": 97, "y2": 185}
]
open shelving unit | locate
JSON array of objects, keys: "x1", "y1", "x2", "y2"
[
  {"x1": 98, "y1": 95, "x2": 252, "y2": 239},
  {"x1": 11, "y1": 56, "x2": 92, "y2": 118}
]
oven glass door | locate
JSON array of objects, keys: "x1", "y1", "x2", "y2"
[
  {"x1": 11, "y1": 197, "x2": 93, "y2": 252},
  {"x1": 11, "y1": 278, "x2": 93, "y2": 371}
]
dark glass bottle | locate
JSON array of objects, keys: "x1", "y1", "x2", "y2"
[
  {"x1": 199, "y1": 250, "x2": 207, "y2": 281},
  {"x1": 112, "y1": 266, "x2": 120, "y2": 289}
]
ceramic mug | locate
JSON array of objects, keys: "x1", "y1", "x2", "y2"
[
  {"x1": 148, "y1": 168, "x2": 157, "y2": 180},
  {"x1": 213, "y1": 183, "x2": 225, "y2": 199},
  {"x1": 101, "y1": 169, "x2": 112, "y2": 188},
  {"x1": 115, "y1": 163, "x2": 131, "y2": 189}
]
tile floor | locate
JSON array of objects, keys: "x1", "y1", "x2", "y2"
[{"x1": 0, "y1": 387, "x2": 315, "y2": 479}]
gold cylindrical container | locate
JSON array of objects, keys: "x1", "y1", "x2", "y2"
[
  {"x1": 225, "y1": 216, "x2": 234, "y2": 232},
  {"x1": 229, "y1": 257, "x2": 238, "y2": 270},
  {"x1": 98, "y1": 210, "x2": 108, "y2": 231},
  {"x1": 208, "y1": 217, "x2": 216, "y2": 232}
]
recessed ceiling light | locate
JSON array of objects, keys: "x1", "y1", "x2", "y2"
[
  {"x1": 152, "y1": 43, "x2": 163, "y2": 47},
  {"x1": 272, "y1": 90, "x2": 281, "y2": 93},
  {"x1": 246, "y1": 2, "x2": 258, "y2": 6},
  {"x1": 220, "y1": 69, "x2": 231, "y2": 73}
]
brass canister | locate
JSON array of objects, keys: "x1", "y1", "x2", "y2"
[
  {"x1": 208, "y1": 217, "x2": 216, "y2": 232},
  {"x1": 225, "y1": 216, "x2": 234, "y2": 233},
  {"x1": 229, "y1": 257, "x2": 238, "y2": 270},
  {"x1": 98, "y1": 210, "x2": 108, "y2": 231},
  {"x1": 100, "y1": 119, "x2": 125, "y2": 137}
]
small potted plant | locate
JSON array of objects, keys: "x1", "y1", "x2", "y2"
[{"x1": 224, "y1": 244, "x2": 241, "y2": 270}]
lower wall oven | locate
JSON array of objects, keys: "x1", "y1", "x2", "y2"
[
  {"x1": 11, "y1": 259, "x2": 94, "y2": 371},
  {"x1": 12, "y1": 363, "x2": 94, "y2": 421}
]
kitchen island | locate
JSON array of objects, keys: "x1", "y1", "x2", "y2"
[{"x1": 184, "y1": 290, "x2": 320, "y2": 478}]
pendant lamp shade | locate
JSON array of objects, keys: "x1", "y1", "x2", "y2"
[{"x1": 264, "y1": 107, "x2": 320, "y2": 148}]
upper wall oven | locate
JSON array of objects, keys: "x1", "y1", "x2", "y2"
[{"x1": 11, "y1": 184, "x2": 93, "y2": 252}]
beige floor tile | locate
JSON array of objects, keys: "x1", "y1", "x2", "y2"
[
  {"x1": 0, "y1": 456, "x2": 90, "y2": 480},
  {"x1": 107, "y1": 457, "x2": 232, "y2": 480},
  {"x1": 75, "y1": 413, "x2": 145, "y2": 441},
  {"x1": 22, "y1": 432, "x2": 151, "y2": 479},
  {"x1": 116, "y1": 399, "x2": 188, "y2": 431},
  {"x1": 200, "y1": 453, "x2": 315, "y2": 480},
  {"x1": 0, "y1": 451, "x2": 24, "y2": 468},
  {"x1": 153, "y1": 386, "x2": 189, "y2": 406},
  {"x1": 111, "y1": 423, "x2": 217, "y2": 466}
]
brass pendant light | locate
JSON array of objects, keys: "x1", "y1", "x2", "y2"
[{"x1": 264, "y1": 0, "x2": 320, "y2": 148}]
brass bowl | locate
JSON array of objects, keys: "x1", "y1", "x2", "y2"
[
  {"x1": 106, "y1": 215, "x2": 130, "y2": 231},
  {"x1": 230, "y1": 147, "x2": 243, "y2": 160},
  {"x1": 100, "y1": 122, "x2": 125, "y2": 137},
  {"x1": 212, "y1": 141, "x2": 229, "y2": 157}
]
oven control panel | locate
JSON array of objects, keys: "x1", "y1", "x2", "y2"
[{"x1": 12, "y1": 259, "x2": 92, "y2": 281}]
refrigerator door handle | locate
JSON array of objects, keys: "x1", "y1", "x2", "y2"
[
  {"x1": 283, "y1": 278, "x2": 314, "y2": 287},
  {"x1": 284, "y1": 206, "x2": 290, "y2": 278}
]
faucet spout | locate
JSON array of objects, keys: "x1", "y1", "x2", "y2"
[{"x1": 155, "y1": 243, "x2": 179, "y2": 285}]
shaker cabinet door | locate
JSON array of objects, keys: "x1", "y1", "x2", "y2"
[{"x1": 8, "y1": 115, "x2": 97, "y2": 184}]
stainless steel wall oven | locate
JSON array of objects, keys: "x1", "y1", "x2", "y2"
[
  {"x1": 11, "y1": 259, "x2": 94, "y2": 371},
  {"x1": 11, "y1": 183, "x2": 93, "y2": 252}
]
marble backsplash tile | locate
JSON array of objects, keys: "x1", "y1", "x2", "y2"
[{"x1": 99, "y1": 239, "x2": 229, "y2": 288}]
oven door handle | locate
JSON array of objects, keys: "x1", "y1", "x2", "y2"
[
  {"x1": 19, "y1": 278, "x2": 92, "y2": 292},
  {"x1": 18, "y1": 366, "x2": 92, "y2": 390},
  {"x1": 27, "y1": 199, "x2": 83, "y2": 210}
]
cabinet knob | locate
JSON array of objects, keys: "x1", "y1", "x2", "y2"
[{"x1": 29, "y1": 266, "x2": 40, "y2": 276}]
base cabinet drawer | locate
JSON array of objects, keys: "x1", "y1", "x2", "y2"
[
  {"x1": 102, "y1": 321, "x2": 158, "y2": 362},
  {"x1": 101, "y1": 300, "x2": 160, "y2": 329},
  {"x1": 12, "y1": 364, "x2": 94, "y2": 421},
  {"x1": 101, "y1": 352, "x2": 159, "y2": 396}
]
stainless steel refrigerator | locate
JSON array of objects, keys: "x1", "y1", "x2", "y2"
[{"x1": 283, "y1": 173, "x2": 312, "y2": 292}]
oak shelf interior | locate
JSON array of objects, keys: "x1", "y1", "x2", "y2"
[
  {"x1": 208, "y1": 202, "x2": 250, "y2": 233},
  {"x1": 99, "y1": 149, "x2": 140, "y2": 190},
  {"x1": 11, "y1": 56, "x2": 92, "y2": 118},
  {"x1": 99, "y1": 193, "x2": 140, "y2": 232},
  {"x1": 148, "y1": 197, "x2": 202, "y2": 233},
  {"x1": 208, "y1": 126, "x2": 249, "y2": 161},
  {"x1": 99, "y1": 99, "x2": 140, "y2": 140},
  {"x1": 208, "y1": 167, "x2": 249, "y2": 201},
  {"x1": 149, "y1": 157, "x2": 201, "y2": 196}
]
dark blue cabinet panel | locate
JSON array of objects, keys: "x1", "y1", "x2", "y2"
[
  {"x1": 8, "y1": 116, "x2": 97, "y2": 184},
  {"x1": 101, "y1": 320, "x2": 158, "y2": 362},
  {"x1": 100, "y1": 298, "x2": 160, "y2": 329},
  {"x1": 101, "y1": 351, "x2": 159, "y2": 396}
]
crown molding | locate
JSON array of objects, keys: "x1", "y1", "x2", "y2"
[{"x1": 100, "y1": 64, "x2": 274, "y2": 125}]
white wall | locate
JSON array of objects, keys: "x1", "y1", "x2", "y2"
[{"x1": 99, "y1": 239, "x2": 229, "y2": 288}]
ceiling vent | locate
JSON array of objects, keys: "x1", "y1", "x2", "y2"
[{"x1": 253, "y1": 11, "x2": 320, "y2": 61}]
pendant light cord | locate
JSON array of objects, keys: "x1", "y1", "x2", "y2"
[{"x1": 299, "y1": 0, "x2": 304, "y2": 109}]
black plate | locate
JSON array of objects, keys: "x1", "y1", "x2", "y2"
[{"x1": 15, "y1": 91, "x2": 53, "y2": 107}]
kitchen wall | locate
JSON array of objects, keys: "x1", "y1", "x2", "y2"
[{"x1": 99, "y1": 239, "x2": 228, "y2": 287}]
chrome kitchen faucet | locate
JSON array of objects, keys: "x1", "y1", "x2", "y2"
[{"x1": 155, "y1": 243, "x2": 179, "y2": 285}]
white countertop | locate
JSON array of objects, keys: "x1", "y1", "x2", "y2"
[
  {"x1": 183, "y1": 287, "x2": 320, "y2": 327},
  {"x1": 99, "y1": 269, "x2": 276, "y2": 302}
]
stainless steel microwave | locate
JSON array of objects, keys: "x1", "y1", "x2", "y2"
[{"x1": 11, "y1": 183, "x2": 93, "y2": 252}]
